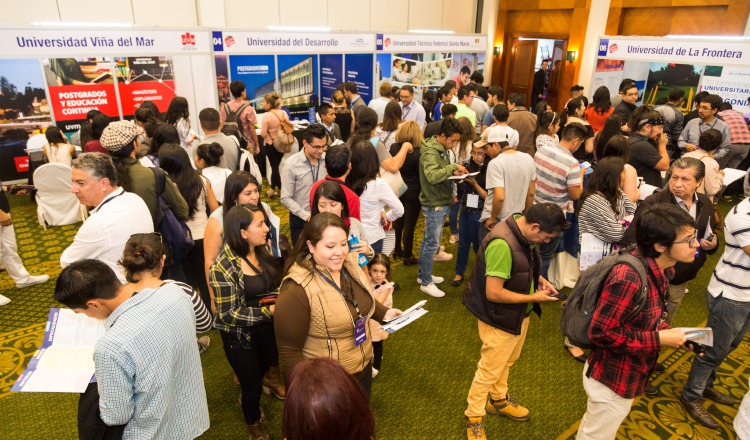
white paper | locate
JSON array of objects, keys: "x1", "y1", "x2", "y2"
[
  {"x1": 447, "y1": 171, "x2": 480, "y2": 180},
  {"x1": 722, "y1": 168, "x2": 747, "y2": 186},
  {"x1": 466, "y1": 194, "x2": 480, "y2": 208},
  {"x1": 384, "y1": 300, "x2": 426, "y2": 322},
  {"x1": 680, "y1": 327, "x2": 714, "y2": 347},
  {"x1": 579, "y1": 233, "x2": 614, "y2": 271},
  {"x1": 380, "y1": 308, "x2": 428, "y2": 334},
  {"x1": 639, "y1": 183, "x2": 658, "y2": 200}
]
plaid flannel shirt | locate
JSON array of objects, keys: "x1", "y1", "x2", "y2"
[
  {"x1": 719, "y1": 109, "x2": 750, "y2": 145},
  {"x1": 210, "y1": 243, "x2": 272, "y2": 348},
  {"x1": 587, "y1": 249, "x2": 673, "y2": 399}
]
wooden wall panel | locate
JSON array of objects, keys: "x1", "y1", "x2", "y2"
[{"x1": 506, "y1": 10, "x2": 573, "y2": 33}]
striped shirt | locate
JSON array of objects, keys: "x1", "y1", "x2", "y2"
[
  {"x1": 169, "y1": 280, "x2": 213, "y2": 333},
  {"x1": 95, "y1": 283, "x2": 209, "y2": 439},
  {"x1": 708, "y1": 197, "x2": 750, "y2": 302},
  {"x1": 578, "y1": 191, "x2": 636, "y2": 245},
  {"x1": 534, "y1": 142, "x2": 582, "y2": 209}
]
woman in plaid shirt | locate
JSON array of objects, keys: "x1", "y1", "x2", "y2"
[{"x1": 577, "y1": 204, "x2": 700, "y2": 440}]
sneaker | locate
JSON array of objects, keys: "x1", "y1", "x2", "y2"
[
  {"x1": 0, "y1": 294, "x2": 9, "y2": 306},
  {"x1": 248, "y1": 420, "x2": 270, "y2": 440},
  {"x1": 16, "y1": 274, "x2": 49, "y2": 289},
  {"x1": 197, "y1": 336, "x2": 210, "y2": 354},
  {"x1": 485, "y1": 394, "x2": 530, "y2": 421},
  {"x1": 420, "y1": 283, "x2": 445, "y2": 298},
  {"x1": 372, "y1": 367, "x2": 379, "y2": 378},
  {"x1": 417, "y1": 276, "x2": 444, "y2": 285},
  {"x1": 450, "y1": 233, "x2": 459, "y2": 244},
  {"x1": 434, "y1": 251, "x2": 453, "y2": 262},
  {"x1": 466, "y1": 416, "x2": 487, "y2": 440}
]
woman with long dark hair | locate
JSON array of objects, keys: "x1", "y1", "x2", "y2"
[
  {"x1": 312, "y1": 181, "x2": 374, "y2": 261},
  {"x1": 141, "y1": 123, "x2": 180, "y2": 168},
  {"x1": 594, "y1": 116, "x2": 624, "y2": 162},
  {"x1": 535, "y1": 110, "x2": 561, "y2": 152},
  {"x1": 346, "y1": 141, "x2": 404, "y2": 253},
  {"x1": 331, "y1": 90, "x2": 355, "y2": 142},
  {"x1": 585, "y1": 86, "x2": 614, "y2": 133},
  {"x1": 210, "y1": 204, "x2": 282, "y2": 440},
  {"x1": 195, "y1": 142, "x2": 232, "y2": 204},
  {"x1": 43, "y1": 126, "x2": 76, "y2": 167},
  {"x1": 348, "y1": 107, "x2": 412, "y2": 174},
  {"x1": 560, "y1": 97, "x2": 595, "y2": 162},
  {"x1": 84, "y1": 113, "x2": 110, "y2": 154},
  {"x1": 159, "y1": 144, "x2": 219, "y2": 308},
  {"x1": 165, "y1": 96, "x2": 197, "y2": 149},
  {"x1": 599, "y1": 135, "x2": 640, "y2": 203},
  {"x1": 134, "y1": 105, "x2": 160, "y2": 157},
  {"x1": 275, "y1": 213, "x2": 402, "y2": 396},
  {"x1": 376, "y1": 101, "x2": 402, "y2": 148}
]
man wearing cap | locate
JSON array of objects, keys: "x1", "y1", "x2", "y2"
[
  {"x1": 99, "y1": 121, "x2": 188, "y2": 229},
  {"x1": 479, "y1": 126, "x2": 536, "y2": 243},
  {"x1": 61, "y1": 153, "x2": 153, "y2": 284}
]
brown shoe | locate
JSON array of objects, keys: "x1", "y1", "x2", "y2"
[
  {"x1": 679, "y1": 396, "x2": 720, "y2": 429},
  {"x1": 262, "y1": 366, "x2": 286, "y2": 400},
  {"x1": 248, "y1": 420, "x2": 270, "y2": 440},
  {"x1": 703, "y1": 387, "x2": 735, "y2": 405}
]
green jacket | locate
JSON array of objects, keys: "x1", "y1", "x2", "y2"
[
  {"x1": 418, "y1": 136, "x2": 458, "y2": 207},
  {"x1": 120, "y1": 157, "x2": 189, "y2": 227}
]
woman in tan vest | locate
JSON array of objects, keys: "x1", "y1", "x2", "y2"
[{"x1": 274, "y1": 213, "x2": 402, "y2": 396}]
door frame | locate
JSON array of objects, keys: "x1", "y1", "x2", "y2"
[{"x1": 502, "y1": 32, "x2": 569, "y2": 110}]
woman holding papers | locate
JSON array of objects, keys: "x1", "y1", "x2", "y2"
[
  {"x1": 568, "y1": 157, "x2": 636, "y2": 363},
  {"x1": 209, "y1": 204, "x2": 283, "y2": 440},
  {"x1": 275, "y1": 213, "x2": 402, "y2": 396}
]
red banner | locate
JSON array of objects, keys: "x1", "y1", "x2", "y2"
[
  {"x1": 48, "y1": 84, "x2": 119, "y2": 121},
  {"x1": 14, "y1": 156, "x2": 29, "y2": 173},
  {"x1": 118, "y1": 80, "x2": 176, "y2": 116}
]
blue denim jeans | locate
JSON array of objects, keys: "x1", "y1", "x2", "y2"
[
  {"x1": 449, "y1": 200, "x2": 460, "y2": 235},
  {"x1": 682, "y1": 292, "x2": 750, "y2": 401},
  {"x1": 455, "y1": 210, "x2": 481, "y2": 276},
  {"x1": 539, "y1": 233, "x2": 563, "y2": 279},
  {"x1": 419, "y1": 205, "x2": 449, "y2": 285}
]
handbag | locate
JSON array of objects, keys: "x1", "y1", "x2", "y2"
[
  {"x1": 269, "y1": 110, "x2": 296, "y2": 154},
  {"x1": 380, "y1": 167, "x2": 408, "y2": 197}
]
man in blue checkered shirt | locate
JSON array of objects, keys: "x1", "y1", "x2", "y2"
[{"x1": 55, "y1": 259, "x2": 209, "y2": 439}]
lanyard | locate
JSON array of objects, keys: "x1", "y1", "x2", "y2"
[
  {"x1": 93, "y1": 190, "x2": 124, "y2": 213},
  {"x1": 402, "y1": 105, "x2": 412, "y2": 120},
  {"x1": 315, "y1": 268, "x2": 361, "y2": 317},
  {"x1": 307, "y1": 158, "x2": 321, "y2": 183}
]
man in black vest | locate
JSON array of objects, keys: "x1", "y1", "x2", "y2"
[{"x1": 463, "y1": 203, "x2": 568, "y2": 440}]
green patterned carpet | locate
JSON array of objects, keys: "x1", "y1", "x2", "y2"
[{"x1": 0, "y1": 192, "x2": 747, "y2": 440}]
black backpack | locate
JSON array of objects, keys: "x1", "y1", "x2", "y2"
[
  {"x1": 560, "y1": 249, "x2": 649, "y2": 349},
  {"x1": 221, "y1": 102, "x2": 250, "y2": 150},
  {"x1": 152, "y1": 167, "x2": 194, "y2": 264}
]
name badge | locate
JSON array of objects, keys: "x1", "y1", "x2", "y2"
[
  {"x1": 467, "y1": 194, "x2": 480, "y2": 208},
  {"x1": 354, "y1": 316, "x2": 367, "y2": 346}
]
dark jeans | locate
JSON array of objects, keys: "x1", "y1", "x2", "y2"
[
  {"x1": 354, "y1": 362, "x2": 373, "y2": 398},
  {"x1": 539, "y1": 234, "x2": 563, "y2": 279},
  {"x1": 220, "y1": 326, "x2": 278, "y2": 424},
  {"x1": 264, "y1": 144, "x2": 284, "y2": 190},
  {"x1": 682, "y1": 292, "x2": 750, "y2": 401},
  {"x1": 393, "y1": 191, "x2": 421, "y2": 258},
  {"x1": 289, "y1": 213, "x2": 307, "y2": 246},
  {"x1": 255, "y1": 142, "x2": 266, "y2": 177},
  {"x1": 478, "y1": 219, "x2": 491, "y2": 244},
  {"x1": 78, "y1": 383, "x2": 125, "y2": 440},
  {"x1": 371, "y1": 239, "x2": 384, "y2": 254},
  {"x1": 182, "y1": 238, "x2": 209, "y2": 310},
  {"x1": 373, "y1": 341, "x2": 383, "y2": 370},
  {"x1": 455, "y1": 210, "x2": 481, "y2": 276},
  {"x1": 449, "y1": 200, "x2": 460, "y2": 235}
]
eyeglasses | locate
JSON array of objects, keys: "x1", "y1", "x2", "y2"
[
  {"x1": 309, "y1": 143, "x2": 329, "y2": 150},
  {"x1": 399, "y1": 95, "x2": 412, "y2": 100},
  {"x1": 673, "y1": 231, "x2": 699, "y2": 248}
]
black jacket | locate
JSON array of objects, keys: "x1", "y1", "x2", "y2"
[{"x1": 621, "y1": 190, "x2": 717, "y2": 285}]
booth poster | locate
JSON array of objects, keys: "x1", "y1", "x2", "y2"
[
  {"x1": 320, "y1": 54, "x2": 343, "y2": 104},
  {"x1": 116, "y1": 56, "x2": 176, "y2": 117}
]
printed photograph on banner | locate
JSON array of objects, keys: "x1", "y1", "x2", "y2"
[
  {"x1": 622, "y1": 61, "x2": 650, "y2": 106},
  {"x1": 391, "y1": 54, "x2": 423, "y2": 86},
  {"x1": 278, "y1": 54, "x2": 318, "y2": 120},
  {"x1": 0, "y1": 59, "x2": 52, "y2": 181},
  {"x1": 643, "y1": 63, "x2": 702, "y2": 110},
  {"x1": 229, "y1": 54, "x2": 277, "y2": 113},
  {"x1": 701, "y1": 66, "x2": 750, "y2": 118},
  {"x1": 320, "y1": 54, "x2": 343, "y2": 103},
  {"x1": 591, "y1": 59, "x2": 626, "y2": 99},
  {"x1": 451, "y1": 53, "x2": 485, "y2": 87},
  {"x1": 42, "y1": 57, "x2": 119, "y2": 135},
  {"x1": 114, "y1": 56, "x2": 176, "y2": 116},
  {"x1": 215, "y1": 55, "x2": 229, "y2": 103}
]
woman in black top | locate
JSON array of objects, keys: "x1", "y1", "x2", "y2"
[
  {"x1": 389, "y1": 120, "x2": 423, "y2": 265},
  {"x1": 209, "y1": 204, "x2": 282, "y2": 440},
  {"x1": 452, "y1": 143, "x2": 488, "y2": 286}
]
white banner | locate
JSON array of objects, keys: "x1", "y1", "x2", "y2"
[
  {"x1": 212, "y1": 31, "x2": 375, "y2": 54},
  {"x1": 597, "y1": 36, "x2": 750, "y2": 67},
  {"x1": 0, "y1": 28, "x2": 212, "y2": 56},
  {"x1": 700, "y1": 66, "x2": 750, "y2": 118},
  {"x1": 376, "y1": 33, "x2": 487, "y2": 53}
]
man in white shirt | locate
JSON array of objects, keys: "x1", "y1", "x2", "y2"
[
  {"x1": 61, "y1": 153, "x2": 153, "y2": 284},
  {"x1": 399, "y1": 85, "x2": 427, "y2": 131},
  {"x1": 681, "y1": 197, "x2": 750, "y2": 430},
  {"x1": 368, "y1": 82, "x2": 392, "y2": 123}
]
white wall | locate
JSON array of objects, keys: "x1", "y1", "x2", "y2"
[{"x1": 0, "y1": 0, "x2": 477, "y2": 33}]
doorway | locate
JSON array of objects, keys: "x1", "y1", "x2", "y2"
[{"x1": 505, "y1": 36, "x2": 567, "y2": 112}]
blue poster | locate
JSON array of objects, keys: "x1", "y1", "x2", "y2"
[
  {"x1": 228, "y1": 55, "x2": 276, "y2": 104},
  {"x1": 345, "y1": 54, "x2": 374, "y2": 104},
  {"x1": 376, "y1": 53, "x2": 392, "y2": 82},
  {"x1": 320, "y1": 54, "x2": 343, "y2": 104},
  {"x1": 277, "y1": 54, "x2": 319, "y2": 120}
]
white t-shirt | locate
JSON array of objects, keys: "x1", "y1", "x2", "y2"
[
  {"x1": 480, "y1": 151, "x2": 536, "y2": 222},
  {"x1": 359, "y1": 178, "x2": 404, "y2": 244},
  {"x1": 201, "y1": 166, "x2": 232, "y2": 204}
]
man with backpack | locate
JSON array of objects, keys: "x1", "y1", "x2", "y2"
[
  {"x1": 574, "y1": 204, "x2": 697, "y2": 440},
  {"x1": 219, "y1": 80, "x2": 260, "y2": 156},
  {"x1": 463, "y1": 203, "x2": 567, "y2": 440},
  {"x1": 200, "y1": 108, "x2": 240, "y2": 171}
]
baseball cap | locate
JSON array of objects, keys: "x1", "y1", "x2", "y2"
[
  {"x1": 475, "y1": 126, "x2": 510, "y2": 147},
  {"x1": 100, "y1": 121, "x2": 143, "y2": 153}
]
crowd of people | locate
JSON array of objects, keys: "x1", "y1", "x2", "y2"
[{"x1": 4, "y1": 72, "x2": 750, "y2": 440}]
